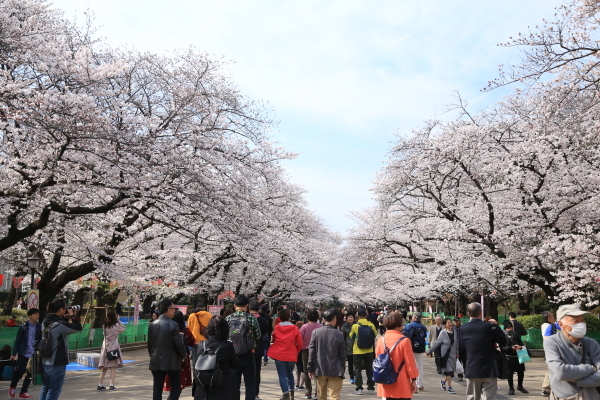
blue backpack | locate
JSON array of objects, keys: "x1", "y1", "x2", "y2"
[{"x1": 373, "y1": 336, "x2": 407, "y2": 385}]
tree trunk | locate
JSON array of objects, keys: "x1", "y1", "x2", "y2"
[
  {"x1": 2, "y1": 285, "x2": 18, "y2": 316},
  {"x1": 92, "y1": 285, "x2": 120, "y2": 328}
]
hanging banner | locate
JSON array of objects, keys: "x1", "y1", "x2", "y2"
[
  {"x1": 27, "y1": 290, "x2": 39, "y2": 310},
  {"x1": 428, "y1": 305, "x2": 433, "y2": 314},
  {"x1": 12, "y1": 277, "x2": 23, "y2": 289},
  {"x1": 0, "y1": 274, "x2": 4, "y2": 287},
  {"x1": 133, "y1": 296, "x2": 140, "y2": 325}
]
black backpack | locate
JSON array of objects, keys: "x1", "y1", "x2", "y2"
[
  {"x1": 409, "y1": 325, "x2": 427, "y2": 353},
  {"x1": 357, "y1": 321, "x2": 376, "y2": 349},
  {"x1": 228, "y1": 313, "x2": 254, "y2": 355},
  {"x1": 37, "y1": 323, "x2": 59, "y2": 358},
  {"x1": 195, "y1": 341, "x2": 225, "y2": 387}
]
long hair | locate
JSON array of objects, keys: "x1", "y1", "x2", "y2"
[
  {"x1": 172, "y1": 310, "x2": 186, "y2": 333},
  {"x1": 104, "y1": 311, "x2": 119, "y2": 329}
]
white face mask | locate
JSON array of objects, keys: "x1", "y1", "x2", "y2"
[{"x1": 565, "y1": 322, "x2": 587, "y2": 338}]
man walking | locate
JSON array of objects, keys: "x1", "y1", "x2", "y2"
[
  {"x1": 250, "y1": 300, "x2": 270, "y2": 400},
  {"x1": 403, "y1": 312, "x2": 427, "y2": 391},
  {"x1": 454, "y1": 317, "x2": 466, "y2": 381},
  {"x1": 10, "y1": 308, "x2": 41, "y2": 399},
  {"x1": 307, "y1": 309, "x2": 346, "y2": 400},
  {"x1": 460, "y1": 302, "x2": 506, "y2": 400},
  {"x1": 428, "y1": 315, "x2": 443, "y2": 372},
  {"x1": 300, "y1": 308, "x2": 322, "y2": 399},
  {"x1": 544, "y1": 304, "x2": 600, "y2": 400},
  {"x1": 226, "y1": 294, "x2": 261, "y2": 400},
  {"x1": 349, "y1": 309, "x2": 377, "y2": 395},
  {"x1": 40, "y1": 300, "x2": 83, "y2": 400},
  {"x1": 147, "y1": 298, "x2": 186, "y2": 400}
]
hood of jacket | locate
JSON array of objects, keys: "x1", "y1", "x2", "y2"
[
  {"x1": 276, "y1": 324, "x2": 299, "y2": 338},
  {"x1": 42, "y1": 313, "x2": 62, "y2": 327}
]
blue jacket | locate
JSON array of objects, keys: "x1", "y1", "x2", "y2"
[{"x1": 12, "y1": 321, "x2": 42, "y2": 357}]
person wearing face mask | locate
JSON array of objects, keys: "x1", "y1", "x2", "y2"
[
  {"x1": 501, "y1": 321, "x2": 528, "y2": 395},
  {"x1": 544, "y1": 304, "x2": 600, "y2": 400}
]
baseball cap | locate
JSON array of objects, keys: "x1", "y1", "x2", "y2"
[{"x1": 556, "y1": 304, "x2": 590, "y2": 321}]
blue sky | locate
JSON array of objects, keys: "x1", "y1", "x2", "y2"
[{"x1": 52, "y1": 0, "x2": 564, "y2": 233}]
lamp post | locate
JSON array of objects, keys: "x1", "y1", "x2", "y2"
[{"x1": 27, "y1": 256, "x2": 40, "y2": 290}]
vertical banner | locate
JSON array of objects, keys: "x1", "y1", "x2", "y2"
[
  {"x1": 133, "y1": 295, "x2": 140, "y2": 325},
  {"x1": 27, "y1": 290, "x2": 39, "y2": 310},
  {"x1": 481, "y1": 294, "x2": 485, "y2": 319},
  {"x1": 12, "y1": 277, "x2": 23, "y2": 288},
  {"x1": 428, "y1": 305, "x2": 433, "y2": 314}
]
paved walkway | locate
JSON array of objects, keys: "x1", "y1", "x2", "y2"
[{"x1": 0, "y1": 349, "x2": 549, "y2": 399}]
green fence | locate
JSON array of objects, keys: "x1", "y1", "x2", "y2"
[
  {"x1": 0, "y1": 320, "x2": 150, "y2": 352},
  {"x1": 522, "y1": 329, "x2": 600, "y2": 349}
]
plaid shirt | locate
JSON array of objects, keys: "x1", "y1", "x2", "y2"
[{"x1": 226, "y1": 310, "x2": 261, "y2": 344}]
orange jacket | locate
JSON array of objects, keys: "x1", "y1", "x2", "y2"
[
  {"x1": 187, "y1": 311, "x2": 213, "y2": 343},
  {"x1": 376, "y1": 330, "x2": 419, "y2": 399}
]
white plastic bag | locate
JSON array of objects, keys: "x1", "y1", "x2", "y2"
[{"x1": 455, "y1": 359, "x2": 464, "y2": 374}]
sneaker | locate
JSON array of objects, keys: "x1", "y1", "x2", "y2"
[
  {"x1": 304, "y1": 394, "x2": 312, "y2": 399},
  {"x1": 542, "y1": 391, "x2": 551, "y2": 397},
  {"x1": 355, "y1": 389, "x2": 363, "y2": 395},
  {"x1": 279, "y1": 394, "x2": 291, "y2": 400},
  {"x1": 109, "y1": 385, "x2": 117, "y2": 391},
  {"x1": 298, "y1": 386, "x2": 305, "y2": 390},
  {"x1": 419, "y1": 386, "x2": 425, "y2": 391},
  {"x1": 448, "y1": 387, "x2": 456, "y2": 394},
  {"x1": 97, "y1": 385, "x2": 106, "y2": 391},
  {"x1": 350, "y1": 379, "x2": 355, "y2": 384},
  {"x1": 441, "y1": 380, "x2": 446, "y2": 391},
  {"x1": 367, "y1": 389, "x2": 375, "y2": 395},
  {"x1": 509, "y1": 389, "x2": 515, "y2": 395},
  {"x1": 517, "y1": 387, "x2": 530, "y2": 394},
  {"x1": 263, "y1": 362, "x2": 267, "y2": 366},
  {"x1": 18, "y1": 394, "x2": 33, "y2": 399},
  {"x1": 8, "y1": 387, "x2": 16, "y2": 398}
]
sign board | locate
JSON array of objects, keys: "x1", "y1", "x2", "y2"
[
  {"x1": 173, "y1": 305, "x2": 188, "y2": 315},
  {"x1": 208, "y1": 305, "x2": 223, "y2": 316},
  {"x1": 27, "y1": 290, "x2": 39, "y2": 310}
]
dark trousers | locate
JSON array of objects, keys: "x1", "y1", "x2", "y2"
[
  {"x1": 353, "y1": 352, "x2": 374, "y2": 391},
  {"x1": 347, "y1": 354, "x2": 354, "y2": 379},
  {"x1": 232, "y1": 352, "x2": 255, "y2": 400},
  {"x1": 151, "y1": 370, "x2": 181, "y2": 400},
  {"x1": 508, "y1": 364, "x2": 525, "y2": 389},
  {"x1": 10, "y1": 355, "x2": 31, "y2": 393},
  {"x1": 254, "y1": 355, "x2": 262, "y2": 395}
]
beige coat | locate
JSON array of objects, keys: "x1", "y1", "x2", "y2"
[{"x1": 98, "y1": 322, "x2": 125, "y2": 368}]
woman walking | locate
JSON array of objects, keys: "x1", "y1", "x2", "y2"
[
  {"x1": 97, "y1": 311, "x2": 125, "y2": 391},
  {"x1": 164, "y1": 311, "x2": 194, "y2": 395},
  {"x1": 268, "y1": 308, "x2": 303, "y2": 400},
  {"x1": 375, "y1": 312, "x2": 419, "y2": 400},
  {"x1": 427, "y1": 318, "x2": 458, "y2": 394},
  {"x1": 194, "y1": 316, "x2": 239, "y2": 400},
  {"x1": 502, "y1": 321, "x2": 529, "y2": 395}
]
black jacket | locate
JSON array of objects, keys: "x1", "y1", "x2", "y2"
[
  {"x1": 459, "y1": 318, "x2": 507, "y2": 378},
  {"x1": 510, "y1": 319, "x2": 527, "y2": 337},
  {"x1": 147, "y1": 315, "x2": 187, "y2": 371},
  {"x1": 502, "y1": 331, "x2": 524, "y2": 369},
  {"x1": 13, "y1": 321, "x2": 42, "y2": 357},
  {"x1": 252, "y1": 313, "x2": 270, "y2": 358}
]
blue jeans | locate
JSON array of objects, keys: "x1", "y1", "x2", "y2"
[
  {"x1": 40, "y1": 365, "x2": 66, "y2": 400},
  {"x1": 274, "y1": 360, "x2": 295, "y2": 394},
  {"x1": 263, "y1": 340, "x2": 270, "y2": 363}
]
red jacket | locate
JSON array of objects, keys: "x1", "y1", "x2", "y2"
[{"x1": 267, "y1": 323, "x2": 302, "y2": 362}]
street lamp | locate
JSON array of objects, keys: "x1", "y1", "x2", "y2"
[{"x1": 27, "y1": 256, "x2": 40, "y2": 290}]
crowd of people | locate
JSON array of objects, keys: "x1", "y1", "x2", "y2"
[{"x1": 27, "y1": 295, "x2": 600, "y2": 400}]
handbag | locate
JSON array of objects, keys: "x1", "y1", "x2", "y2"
[
  {"x1": 104, "y1": 328, "x2": 120, "y2": 361},
  {"x1": 517, "y1": 346, "x2": 531, "y2": 364},
  {"x1": 455, "y1": 359, "x2": 464, "y2": 375}
]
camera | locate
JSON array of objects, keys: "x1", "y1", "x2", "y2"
[{"x1": 67, "y1": 305, "x2": 81, "y2": 312}]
